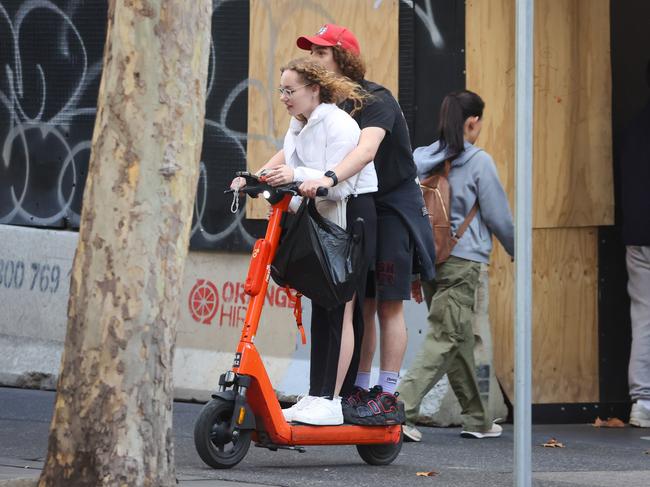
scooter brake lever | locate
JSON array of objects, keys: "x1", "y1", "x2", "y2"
[{"x1": 235, "y1": 171, "x2": 262, "y2": 185}]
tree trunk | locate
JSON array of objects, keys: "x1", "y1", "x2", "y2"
[{"x1": 38, "y1": 1, "x2": 211, "y2": 485}]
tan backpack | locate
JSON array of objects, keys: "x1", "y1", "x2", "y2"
[{"x1": 420, "y1": 160, "x2": 478, "y2": 264}]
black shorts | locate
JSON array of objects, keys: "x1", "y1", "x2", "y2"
[
  {"x1": 347, "y1": 193, "x2": 377, "y2": 271},
  {"x1": 366, "y1": 210, "x2": 414, "y2": 301}
]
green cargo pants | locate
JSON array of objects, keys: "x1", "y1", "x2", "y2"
[{"x1": 398, "y1": 256, "x2": 492, "y2": 432}]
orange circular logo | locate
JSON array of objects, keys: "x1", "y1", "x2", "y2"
[{"x1": 188, "y1": 279, "x2": 219, "y2": 324}]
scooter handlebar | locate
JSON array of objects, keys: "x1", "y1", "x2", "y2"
[{"x1": 225, "y1": 177, "x2": 328, "y2": 199}]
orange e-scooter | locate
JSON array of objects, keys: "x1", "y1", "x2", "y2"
[{"x1": 193, "y1": 172, "x2": 402, "y2": 469}]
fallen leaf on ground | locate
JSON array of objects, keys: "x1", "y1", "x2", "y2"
[
  {"x1": 541, "y1": 438, "x2": 565, "y2": 448},
  {"x1": 416, "y1": 471, "x2": 439, "y2": 477},
  {"x1": 593, "y1": 417, "x2": 625, "y2": 428}
]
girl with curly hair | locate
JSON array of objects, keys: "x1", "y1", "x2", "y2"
[{"x1": 233, "y1": 57, "x2": 378, "y2": 425}]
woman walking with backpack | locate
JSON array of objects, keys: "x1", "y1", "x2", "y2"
[{"x1": 398, "y1": 90, "x2": 514, "y2": 441}]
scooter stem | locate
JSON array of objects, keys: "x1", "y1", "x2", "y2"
[{"x1": 239, "y1": 195, "x2": 291, "y2": 343}]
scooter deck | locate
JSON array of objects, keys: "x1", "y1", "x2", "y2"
[{"x1": 287, "y1": 423, "x2": 402, "y2": 446}]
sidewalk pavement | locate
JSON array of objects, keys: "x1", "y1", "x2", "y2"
[
  {"x1": 2, "y1": 387, "x2": 649, "y2": 487},
  {"x1": 0, "y1": 457, "x2": 273, "y2": 487},
  {"x1": 3, "y1": 425, "x2": 650, "y2": 487}
]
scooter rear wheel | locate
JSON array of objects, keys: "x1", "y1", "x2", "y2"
[
  {"x1": 194, "y1": 398, "x2": 252, "y2": 469},
  {"x1": 356, "y1": 430, "x2": 403, "y2": 466}
]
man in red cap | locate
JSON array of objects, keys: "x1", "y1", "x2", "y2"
[
  {"x1": 296, "y1": 24, "x2": 436, "y2": 426},
  {"x1": 296, "y1": 23, "x2": 361, "y2": 56}
]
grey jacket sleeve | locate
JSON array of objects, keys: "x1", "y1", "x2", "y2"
[{"x1": 476, "y1": 154, "x2": 515, "y2": 257}]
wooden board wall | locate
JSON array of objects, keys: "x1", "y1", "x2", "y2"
[
  {"x1": 246, "y1": 0, "x2": 399, "y2": 218},
  {"x1": 533, "y1": 0, "x2": 613, "y2": 228},
  {"x1": 465, "y1": 0, "x2": 515, "y2": 204},
  {"x1": 489, "y1": 229, "x2": 599, "y2": 403},
  {"x1": 467, "y1": 0, "x2": 613, "y2": 228},
  {"x1": 466, "y1": 0, "x2": 607, "y2": 403}
]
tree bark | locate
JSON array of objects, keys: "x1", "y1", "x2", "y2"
[{"x1": 39, "y1": 1, "x2": 211, "y2": 485}]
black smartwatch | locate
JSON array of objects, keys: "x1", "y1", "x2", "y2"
[{"x1": 324, "y1": 170, "x2": 339, "y2": 187}]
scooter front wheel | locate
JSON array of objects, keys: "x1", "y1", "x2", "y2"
[
  {"x1": 356, "y1": 431, "x2": 403, "y2": 466},
  {"x1": 194, "y1": 398, "x2": 252, "y2": 469}
]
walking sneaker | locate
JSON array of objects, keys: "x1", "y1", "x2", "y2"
[
  {"x1": 292, "y1": 396, "x2": 344, "y2": 426},
  {"x1": 282, "y1": 395, "x2": 317, "y2": 423},
  {"x1": 343, "y1": 385, "x2": 406, "y2": 426},
  {"x1": 460, "y1": 422, "x2": 503, "y2": 439},
  {"x1": 402, "y1": 424, "x2": 422, "y2": 442},
  {"x1": 629, "y1": 402, "x2": 650, "y2": 428}
]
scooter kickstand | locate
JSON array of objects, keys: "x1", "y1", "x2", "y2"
[{"x1": 254, "y1": 443, "x2": 306, "y2": 453}]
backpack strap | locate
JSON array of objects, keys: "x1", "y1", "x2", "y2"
[
  {"x1": 446, "y1": 150, "x2": 484, "y2": 239},
  {"x1": 454, "y1": 202, "x2": 479, "y2": 240},
  {"x1": 443, "y1": 159, "x2": 451, "y2": 177}
]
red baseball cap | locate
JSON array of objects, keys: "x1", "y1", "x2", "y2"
[{"x1": 296, "y1": 24, "x2": 361, "y2": 57}]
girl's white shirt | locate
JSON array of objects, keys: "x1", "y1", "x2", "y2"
[{"x1": 283, "y1": 103, "x2": 378, "y2": 211}]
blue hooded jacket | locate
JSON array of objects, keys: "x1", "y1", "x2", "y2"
[{"x1": 413, "y1": 140, "x2": 514, "y2": 264}]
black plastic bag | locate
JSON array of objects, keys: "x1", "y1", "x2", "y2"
[{"x1": 271, "y1": 198, "x2": 365, "y2": 309}]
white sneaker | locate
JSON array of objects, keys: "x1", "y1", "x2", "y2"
[
  {"x1": 292, "y1": 396, "x2": 344, "y2": 426},
  {"x1": 630, "y1": 402, "x2": 650, "y2": 428},
  {"x1": 460, "y1": 422, "x2": 503, "y2": 439},
  {"x1": 282, "y1": 395, "x2": 317, "y2": 423},
  {"x1": 402, "y1": 424, "x2": 422, "y2": 442}
]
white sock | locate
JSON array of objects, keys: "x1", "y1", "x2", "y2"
[
  {"x1": 637, "y1": 399, "x2": 650, "y2": 409},
  {"x1": 378, "y1": 370, "x2": 399, "y2": 394},
  {"x1": 354, "y1": 372, "x2": 371, "y2": 390}
]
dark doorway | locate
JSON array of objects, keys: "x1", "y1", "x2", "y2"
[{"x1": 599, "y1": 0, "x2": 650, "y2": 405}]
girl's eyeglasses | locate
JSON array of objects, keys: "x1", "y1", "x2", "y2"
[{"x1": 277, "y1": 84, "x2": 311, "y2": 98}]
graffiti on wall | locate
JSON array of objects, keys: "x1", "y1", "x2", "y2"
[
  {"x1": 190, "y1": 0, "x2": 266, "y2": 251},
  {"x1": 0, "y1": 0, "x2": 264, "y2": 251},
  {"x1": 410, "y1": 0, "x2": 465, "y2": 147},
  {"x1": 402, "y1": 0, "x2": 445, "y2": 49},
  {"x1": 0, "y1": 1, "x2": 105, "y2": 228}
]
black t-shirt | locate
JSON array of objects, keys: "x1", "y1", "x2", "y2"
[{"x1": 344, "y1": 80, "x2": 416, "y2": 196}]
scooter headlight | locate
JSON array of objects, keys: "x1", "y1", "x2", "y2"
[{"x1": 262, "y1": 190, "x2": 271, "y2": 199}]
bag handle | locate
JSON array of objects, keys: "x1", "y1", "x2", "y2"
[
  {"x1": 307, "y1": 198, "x2": 327, "y2": 224},
  {"x1": 306, "y1": 198, "x2": 342, "y2": 233}
]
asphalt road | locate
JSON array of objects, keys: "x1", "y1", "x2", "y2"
[{"x1": 1, "y1": 387, "x2": 649, "y2": 486}]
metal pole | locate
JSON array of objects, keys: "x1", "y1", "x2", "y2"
[{"x1": 514, "y1": 0, "x2": 534, "y2": 486}]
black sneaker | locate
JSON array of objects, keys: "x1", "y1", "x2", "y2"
[
  {"x1": 343, "y1": 386, "x2": 368, "y2": 407},
  {"x1": 343, "y1": 385, "x2": 406, "y2": 425}
]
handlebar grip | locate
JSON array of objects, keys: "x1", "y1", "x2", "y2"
[{"x1": 315, "y1": 187, "x2": 328, "y2": 197}]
